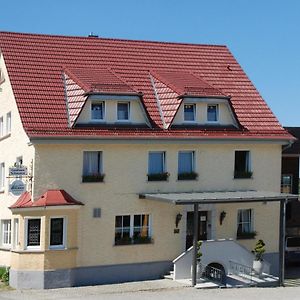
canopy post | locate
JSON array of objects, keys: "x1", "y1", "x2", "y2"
[
  {"x1": 279, "y1": 198, "x2": 286, "y2": 286},
  {"x1": 192, "y1": 203, "x2": 199, "y2": 286}
]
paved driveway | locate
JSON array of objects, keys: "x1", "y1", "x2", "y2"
[{"x1": 1, "y1": 280, "x2": 300, "y2": 300}]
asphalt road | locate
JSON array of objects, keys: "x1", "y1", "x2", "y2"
[{"x1": 1, "y1": 280, "x2": 300, "y2": 300}]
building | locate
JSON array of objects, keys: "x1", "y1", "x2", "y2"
[
  {"x1": 0, "y1": 31, "x2": 296, "y2": 289},
  {"x1": 282, "y1": 127, "x2": 300, "y2": 236}
]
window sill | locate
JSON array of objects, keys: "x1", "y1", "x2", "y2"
[
  {"x1": 0, "y1": 189, "x2": 5, "y2": 194},
  {"x1": 0, "y1": 133, "x2": 11, "y2": 142},
  {"x1": 48, "y1": 245, "x2": 66, "y2": 250},
  {"x1": 233, "y1": 177, "x2": 253, "y2": 180},
  {"x1": 0, "y1": 246, "x2": 11, "y2": 251},
  {"x1": 114, "y1": 239, "x2": 153, "y2": 246}
]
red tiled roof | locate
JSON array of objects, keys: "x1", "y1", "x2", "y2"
[
  {"x1": 64, "y1": 67, "x2": 138, "y2": 94},
  {"x1": 0, "y1": 31, "x2": 292, "y2": 140},
  {"x1": 10, "y1": 190, "x2": 83, "y2": 209}
]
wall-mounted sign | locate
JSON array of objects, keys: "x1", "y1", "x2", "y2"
[
  {"x1": 9, "y1": 166, "x2": 28, "y2": 176},
  {"x1": 9, "y1": 180, "x2": 26, "y2": 196}
]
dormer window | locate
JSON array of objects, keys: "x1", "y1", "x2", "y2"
[
  {"x1": 184, "y1": 104, "x2": 195, "y2": 122},
  {"x1": 91, "y1": 102, "x2": 104, "y2": 121},
  {"x1": 207, "y1": 105, "x2": 218, "y2": 122},
  {"x1": 117, "y1": 102, "x2": 130, "y2": 121}
]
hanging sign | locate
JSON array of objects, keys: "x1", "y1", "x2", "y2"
[
  {"x1": 9, "y1": 180, "x2": 26, "y2": 196},
  {"x1": 9, "y1": 166, "x2": 28, "y2": 176}
]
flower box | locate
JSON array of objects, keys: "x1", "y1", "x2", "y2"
[
  {"x1": 147, "y1": 172, "x2": 169, "y2": 181},
  {"x1": 234, "y1": 171, "x2": 253, "y2": 179},
  {"x1": 236, "y1": 231, "x2": 257, "y2": 240},
  {"x1": 82, "y1": 174, "x2": 105, "y2": 183},
  {"x1": 178, "y1": 172, "x2": 198, "y2": 180}
]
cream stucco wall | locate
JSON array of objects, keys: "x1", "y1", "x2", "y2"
[
  {"x1": 0, "y1": 53, "x2": 34, "y2": 266},
  {"x1": 0, "y1": 53, "x2": 284, "y2": 273},
  {"x1": 76, "y1": 98, "x2": 147, "y2": 124},
  {"x1": 33, "y1": 142, "x2": 282, "y2": 268},
  {"x1": 10, "y1": 209, "x2": 79, "y2": 270},
  {"x1": 172, "y1": 100, "x2": 235, "y2": 126}
]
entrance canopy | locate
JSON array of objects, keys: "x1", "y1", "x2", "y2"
[{"x1": 139, "y1": 190, "x2": 299, "y2": 205}]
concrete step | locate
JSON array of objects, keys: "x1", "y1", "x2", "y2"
[
  {"x1": 227, "y1": 273, "x2": 278, "y2": 287},
  {"x1": 164, "y1": 274, "x2": 174, "y2": 280},
  {"x1": 284, "y1": 278, "x2": 300, "y2": 287}
]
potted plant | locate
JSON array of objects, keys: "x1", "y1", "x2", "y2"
[{"x1": 252, "y1": 239, "x2": 265, "y2": 276}]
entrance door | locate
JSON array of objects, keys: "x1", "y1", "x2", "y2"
[{"x1": 186, "y1": 211, "x2": 207, "y2": 250}]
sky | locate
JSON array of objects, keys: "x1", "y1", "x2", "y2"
[{"x1": 1, "y1": 0, "x2": 299, "y2": 126}]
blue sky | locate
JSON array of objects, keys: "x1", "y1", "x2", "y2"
[{"x1": 1, "y1": 0, "x2": 299, "y2": 126}]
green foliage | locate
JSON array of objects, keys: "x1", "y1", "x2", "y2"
[
  {"x1": 0, "y1": 267, "x2": 6, "y2": 279},
  {"x1": 197, "y1": 240, "x2": 202, "y2": 261},
  {"x1": 0, "y1": 267, "x2": 9, "y2": 284},
  {"x1": 253, "y1": 239, "x2": 266, "y2": 261}
]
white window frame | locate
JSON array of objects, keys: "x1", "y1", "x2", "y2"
[
  {"x1": 207, "y1": 104, "x2": 219, "y2": 123},
  {"x1": 25, "y1": 217, "x2": 42, "y2": 250},
  {"x1": 90, "y1": 102, "x2": 105, "y2": 121},
  {"x1": 183, "y1": 104, "x2": 196, "y2": 122},
  {"x1": 1, "y1": 220, "x2": 11, "y2": 248},
  {"x1": 117, "y1": 102, "x2": 130, "y2": 122},
  {"x1": 0, "y1": 117, "x2": 3, "y2": 137},
  {"x1": 13, "y1": 218, "x2": 19, "y2": 249},
  {"x1": 148, "y1": 151, "x2": 166, "y2": 175},
  {"x1": 49, "y1": 216, "x2": 67, "y2": 250},
  {"x1": 237, "y1": 209, "x2": 253, "y2": 234},
  {"x1": 6, "y1": 112, "x2": 11, "y2": 134},
  {"x1": 115, "y1": 214, "x2": 152, "y2": 244},
  {"x1": 0, "y1": 162, "x2": 5, "y2": 191}
]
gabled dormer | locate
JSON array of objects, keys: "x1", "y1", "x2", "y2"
[
  {"x1": 150, "y1": 70, "x2": 239, "y2": 129},
  {"x1": 63, "y1": 67, "x2": 151, "y2": 127}
]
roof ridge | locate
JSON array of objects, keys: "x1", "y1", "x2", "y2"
[{"x1": 0, "y1": 30, "x2": 228, "y2": 48}]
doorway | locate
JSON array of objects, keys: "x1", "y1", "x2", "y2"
[{"x1": 186, "y1": 211, "x2": 208, "y2": 250}]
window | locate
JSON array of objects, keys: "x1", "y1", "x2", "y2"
[
  {"x1": 26, "y1": 218, "x2": 41, "y2": 248},
  {"x1": 115, "y1": 214, "x2": 151, "y2": 245},
  {"x1": 0, "y1": 117, "x2": 3, "y2": 137},
  {"x1": 178, "y1": 151, "x2": 197, "y2": 180},
  {"x1": 0, "y1": 163, "x2": 4, "y2": 191},
  {"x1": 0, "y1": 69, "x2": 4, "y2": 84},
  {"x1": 117, "y1": 102, "x2": 130, "y2": 121},
  {"x1": 6, "y1": 112, "x2": 11, "y2": 134},
  {"x1": 234, "y1": 151, "x2": 252, "y2": 178},
  {"x1": 207, "y1": 105, "x2": 218, "y2": 122},
  {"x1": 281, "y1": 174, "x2": 293, "y2": 193},
  {"x1": 16, "y1": 156, "x2": 23, "y2": 167},
  {"x1": 148, "y1": 151, "x2": 168, "y2": 181},
  {"x1": 13, "y1": 218, "x2": 19, "y2": 249},
  {"x1": 1, "y1": 220, "x2": 11, "y2": 247},
  {"x1": 82, "y1": 151, "x2": 104, "y2": 182},
  {"x1": 184, "y1": 104, "x2": 196, "y2": 122},
  {"x1": 237, "y1": 209, "x2": 255, "y2": 239},
  {"x1": 50, "y1": 218, "x2": 65, "y2": 248},
  {"x1": 91, "y1": 103, "x2": 104, "y2": 120}
]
